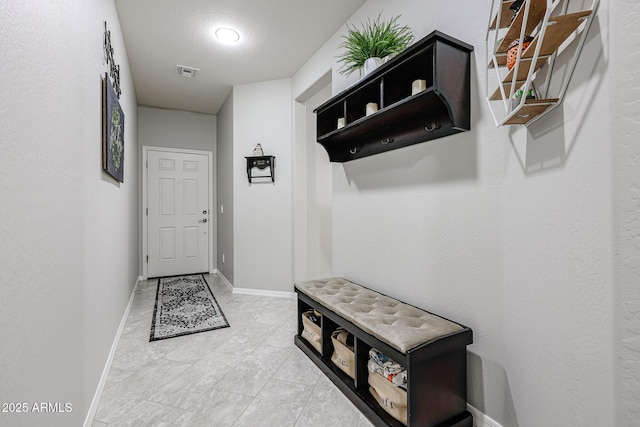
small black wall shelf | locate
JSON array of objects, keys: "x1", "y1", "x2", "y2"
[
  {"x1": 245, "y1": 155, "x2": 275, "y2": 184},
  {"x1": 315, "y1": 30, "x2": 473, "y2": 163}
]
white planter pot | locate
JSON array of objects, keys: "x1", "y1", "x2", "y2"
[{"x1": 362, "y1": 57, "x2": 383, "y2": 76}]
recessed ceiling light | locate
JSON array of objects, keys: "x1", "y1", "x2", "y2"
[{"x1": 215, "y1": 27, "x2": 240, "y2": 44}]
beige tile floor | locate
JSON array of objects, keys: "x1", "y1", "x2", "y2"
[{"x1": 92, "y1": 273, "x2": 374, "y2": 427}]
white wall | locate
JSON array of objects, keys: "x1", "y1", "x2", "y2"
[
  {"x1": 293, "y1": 82, "x2": 333, "y2": 283},
  {"x1": 138, "y1": 106, "x2": 216, "y2": 152},
  {"x1": 232, "y1": 79, "x2": 294, "y2": 292},
  {"x1": 304, "y1": 84, "x2": 333, "y2": 280},
  {"x1": 217, "y1": 91, "x2": 235, "y2": 283},
  {"x1": 138, "y1": 106, "x2": 217, "y2": 274},
  {"x1": 611, "y1": 1, "x2": 640, "y2": 425},
  {"x1": 0, "y1": 1, "x2": 138, "y2": 426},
  {"x1": 295, "y1": 0, "x2": 617, "y2": 425}
]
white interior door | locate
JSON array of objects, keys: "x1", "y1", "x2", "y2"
[{"x1": 147, "y1": 149, "x2": 210, "y2": 278}]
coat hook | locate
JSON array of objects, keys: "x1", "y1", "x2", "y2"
[{"x1": 425, "y1": 122, "x2": 439, "y2": 132}]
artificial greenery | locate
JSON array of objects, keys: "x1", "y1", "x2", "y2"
[
  {"x1": 337, "y1": 14, "x2": 414, "y2": 77},
  {"x1": 514, "y1": 88, "x2": 534, "y2": 99}
]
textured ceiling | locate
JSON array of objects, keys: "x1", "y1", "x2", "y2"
[{"x1": 114, "y1": 0, "x2": 366, "y2": 114}]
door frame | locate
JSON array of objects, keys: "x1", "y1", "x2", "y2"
[{"x1": 142, "y1": 146, "x2": 214, "y2": 280}]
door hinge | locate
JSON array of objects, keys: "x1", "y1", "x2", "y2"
[
  {"x1": 146, "y1": 208, "x2": 148, "y2": 216},
  {"x1": 146, "y1": 255, "x2": 148, "y2": 263}
]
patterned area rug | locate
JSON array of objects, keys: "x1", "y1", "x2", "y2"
[{"x1": 150, "y1": 274, "x2": 230, "y2": 341}]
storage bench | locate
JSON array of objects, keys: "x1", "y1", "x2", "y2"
[{"x1": 294, "y1": 277, "x2": 473, "y2": 427}]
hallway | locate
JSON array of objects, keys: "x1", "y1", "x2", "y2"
[{"x1": 92, "y1": 274, "x2": 373, "y2": 426}]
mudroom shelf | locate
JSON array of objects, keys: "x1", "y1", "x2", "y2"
[
  {"x1": 315, "y1": 30, "x2": 473, "y2": 162},
  {"x1": 486, "y1": 0, "x2": 599, "y2": 126}
]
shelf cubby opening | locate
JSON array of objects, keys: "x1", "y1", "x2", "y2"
[
  {"x1": 345, "y1": 78, "x2": 383, "y2": 124},
  {"x1": 316, "y1": 100, "x2": 346, "y2": 138},
  {"x1": 383, "y1": 46, "x2": 435, "y2": 107}
]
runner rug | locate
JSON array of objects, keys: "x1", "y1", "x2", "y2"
[{"x1": 150, "y1": 274, "x2": 230, "y2": 341}]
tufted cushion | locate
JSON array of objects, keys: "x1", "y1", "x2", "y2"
[{"x1": 295, "y1": 277, "x2": 463, "y2": 354}]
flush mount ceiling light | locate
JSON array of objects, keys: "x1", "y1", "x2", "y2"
[{"x1": 215, "y1": 27, "x2": 240, "y2": 44}]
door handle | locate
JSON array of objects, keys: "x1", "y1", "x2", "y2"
[{"x1": 199, "y1": 218, "x2": 208, "y2": 223}]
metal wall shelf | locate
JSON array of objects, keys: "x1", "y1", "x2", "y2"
[{"x1": 485, "y1": 0, "x2": 599, "y2": 127}]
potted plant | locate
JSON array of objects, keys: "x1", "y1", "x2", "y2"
[
  {"x1": 337, "y1": 13, "x2": 414, "y2": 77},
  {"x1": 512, "y1": 86, "x2": 536, "y2": 110}
]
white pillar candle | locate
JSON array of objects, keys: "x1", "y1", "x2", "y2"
[
  {"x1": 412, "y1": 79, "x2": 427, "y2": 95},
  {"x1": 337, "y1": 117, "x2": 345, "y2": 129},
  {"x1": 365, "y1": 102, "x2": 378, "y2": 116}
]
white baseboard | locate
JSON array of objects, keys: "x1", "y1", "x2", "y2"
[
  {"x1": 213, "y1": 269, "x2": 233, "y2": 293},
  {"x1": 83, "y1": 276, "x2": 142, "y2": 427},
  {"x1": 233, "y1": 287, "x2": 297, "y2": 300},
  {"x1": 468, "y1": 404, "x2": 503, "y2": 427},
  {"x1": 212, "y1": 270, "x2": 295, "y2": 299}
]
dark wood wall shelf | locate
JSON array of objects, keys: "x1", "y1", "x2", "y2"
[
  {"x1": 245, "y1": 155, "x2": 275, "y2": 183},
  {"x1": 315, "y1": 31, "x2": 473, "y2": 163}
]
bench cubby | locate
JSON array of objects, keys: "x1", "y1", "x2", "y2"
[{"x1": 294, "y1": 277, "x2": 473, "y2": 427}]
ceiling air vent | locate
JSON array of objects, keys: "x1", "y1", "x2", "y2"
[{"x1": 176, "y1": 65, "x2": 200, "y2": 78}]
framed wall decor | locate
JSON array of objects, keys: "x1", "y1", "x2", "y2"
[{"x1": 102, "y1": 72, "x2": 125, "y2": 182}]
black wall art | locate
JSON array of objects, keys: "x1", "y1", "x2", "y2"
[
  {"x1": 103, "y1": 21, "x2": 121, "y2": 98},
  {"x1": 102, "y1": 73, "x2": 125, "y2": 182}
]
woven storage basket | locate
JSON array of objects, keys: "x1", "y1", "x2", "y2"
[
  {"x1": 331, "y1": 329, "x2": 355, "y2": 378},
  {"x1": 301, "y1": 310, "x2": 322, "y2": 353},
  {"x1": 369, "y1": 371, "x2": 408, "y2": 425}
]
